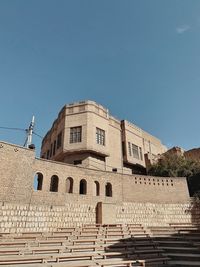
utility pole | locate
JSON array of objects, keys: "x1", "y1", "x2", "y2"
[{"x1": 24, "y1": 116, "x2": 35, "y2": 148}]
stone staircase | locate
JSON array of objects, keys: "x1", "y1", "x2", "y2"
[
  {"x1": 1, "y1": 222, "x2": 200, "y2": 266},
  {"x1": 148, "y1": 223, "x2": 200, "y2": 266},
  {"x1": 0, "y1": 224, "x2": 169, "y2": 267}
]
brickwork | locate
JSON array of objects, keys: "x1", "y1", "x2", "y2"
[
  {"x1": 0, "y1": 202, "x2": 95, "y2": 233},
  {"x1": 0, "y1": 201, "x2": 199, "y2": 233},
  {"x1": 116, "y1": 202, "x2": 200, "y2": 226},
  {"x1": 0, "y1": 141, "x2": 193, "y2": 233},
  {"x1": 0, "y1": 141, "x2": 189, "y2": 205}
]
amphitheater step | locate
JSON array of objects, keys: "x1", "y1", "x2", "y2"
[
  {"x1": 159, "y1": 246, "x2": 200, "y2": 253},
  {"x1": 164, "y1": 252, "x2": 200, "y2": 261},
  {"x1": 168, "y1": 260, "x2": 200, "y2": 266},
  {"x1": 156, "y1": 240, "x2": 192, "y2": 247}
]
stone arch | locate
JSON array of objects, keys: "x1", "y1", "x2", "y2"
[
  {"x1": 50, "y1": 175, "x2": 59, "y2": 192},
  {"x1": 34, "y1": 172, "x2": 43, "y2": 191},
  {"x1": 79, "y1": 179, "x2": 87, "y2": 195},
  {"x1": 93, "y1": 181, "x2": 100, "y2": 196},
  {"x1": 66, "y1": 177, "x2": 73, "y2": 193},
  {"x1": 105, "y1": 182, "x2": 112, "y2": 197}
]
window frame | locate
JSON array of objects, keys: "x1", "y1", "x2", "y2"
[
  {"x1": 132, "y1": 144, "x2": 139, "y2": 159},
  {"x1": 70, "y1": 126, "x2": 82, "y2": 143},
  {"x1": 57, "y1": 131, "x2": 62, "y2": 149},
  {"x1": 96, "y1": 127, "x2": 105, "y2": 146}
]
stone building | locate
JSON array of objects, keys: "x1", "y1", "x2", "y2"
[
  {"x1": 41, "y1": 100, "x2": 167, "y2": 174},
  {"x1": 0, "y1": 101, "x2": 198, "y2": 234},
  {"x1": 163, "y1": 146, "x2": 200, "y2": 162}
]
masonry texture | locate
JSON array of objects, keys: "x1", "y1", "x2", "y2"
[{"x1": 0, "y1": 141, "x2": 196, "y2": 233}]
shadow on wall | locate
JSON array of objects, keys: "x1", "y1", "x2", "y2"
[
  {"x1": 187, "y1": 197, "x2": 200, "y2": 225},
  {"x1": 187, "y1": 173, "x2": 200, "y2": 197}
]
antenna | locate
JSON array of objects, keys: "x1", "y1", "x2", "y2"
[{"x1": 24, "y1": 116, "x2": 35, "y2": 148}]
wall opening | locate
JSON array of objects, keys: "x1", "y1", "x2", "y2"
[
  {"x1": 105, "y1": 182, "x2": 112, "y2": 197},
  {"x1": 74, "y1": 160, "x2": 82, "y2": 165},
  {"x1": 66, "y1": 177, "x2": 73, "y2": 193},
  {"x1": 34, "y1": 172, "x2": 43, "y2": 191},
  {"x1": 94, "y1": 181, "x2": 100, "y2": 196},
  {"x1": 50, "y1": 175, "x2": 59, "y2": 192},
  {"x1": 80, "y1": 179, "x2": 87, "y2": 195}
]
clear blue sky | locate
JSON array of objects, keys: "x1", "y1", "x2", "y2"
[{"x1": 0, "y1": 0, "x2": 199, "y2": 154}]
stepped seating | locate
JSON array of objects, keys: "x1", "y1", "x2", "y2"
[
  {"x1": 0, "y1": 224, "x2": 169, "y2": 267},
  {"x1": 148, "y1": 223, "x2": 200, "y2": 266},
  {"x1": 1, "y1": 224, "x2": 200, "y2": 267}
]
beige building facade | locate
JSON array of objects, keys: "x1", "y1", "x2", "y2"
[{"x1": 41, "y1": 101, "x2": 167, "y2": 174}]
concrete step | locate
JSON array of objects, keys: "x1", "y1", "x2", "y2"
[
  {"x1": 165, "y1": 252, "x2": 200, "y2": 261},
  {"x1": 156, "y1": 240, "x2": 193, "y2": 247},
  {"x1": 159, "y1": 246, "x2": 199, "y2": 253},
  {"x1": 168, "y1": 260, "x2": 200, "y2": 266}
]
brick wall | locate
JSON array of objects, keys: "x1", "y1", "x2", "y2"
[
  {"x1": 0, "y1": 201, "x2": 199, "y2": 233},
  {"x1": 0, "y1": 202, "x2": 96, "y2": 233},
  {"x1": 116, "y1": 202, "x2": 200, "y2": 226},
  {"x1": 0, "y1": 141, "x2": 190, "y2": 205}
]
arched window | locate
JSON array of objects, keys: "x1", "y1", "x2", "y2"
[
  {"x1": 105, "y1": 182, "x2": 112, "y2": 197},
  {"x1": 66, "y1": 177, "x2": 73, "y2": 193},
  {"x1": 50, "y1": 175, "x2": 59, "y2": 192},
  {"x1": 94, "y1": 181, "x2": 100, "y2": 196},
  {"x1": 34, "y1": 172, "x2": 43, "y2": 191},
  {"x1": 79, "y1": 179, "x2": 87, "y2": 195}
]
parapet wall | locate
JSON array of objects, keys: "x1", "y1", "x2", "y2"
[{"x1": 0, "y1": 141, "x2": 190, "y2": 205}]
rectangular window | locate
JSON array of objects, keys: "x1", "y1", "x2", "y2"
[
  {"x1": 96, "y1": 127, "x2": 105, "y2": 146},
  {"x1": 122, "y1": 142, "x2": 125, "y2": 156},
  {"x1": 50, "y1": 144, "x2": 53, "y2": 158},
  {"x1": 53, "y1": 140, "x2": 56, "y2": 156},
  {"x1": 132, "y1": 144, "x2": 139, "y2": 159},
  {"x1": 47, "y1": 150, "x2": 50, "y2": 159},
  {"x1": 139, "y1": 147, "x2": 143, "y2": 160},
  {"x1": 57, "y1": 131, "x2": 62, "y2": 149},
  {"x1": 70, "y1": 126, "x2": 82, "y2": 143},
  {"x1": 128, "y1": 142, "x2": 132, "y2": 156}
]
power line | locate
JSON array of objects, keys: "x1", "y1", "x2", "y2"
[
  {"x1": 33, "y1": 131, "x2": 43, "y2": 139},
  {"x1": 0, "y1": 126, "x2": 43, "y2": 140},
  {"x1": 0, "y1": 126, "x2": 28, "y2": 147},
  {"x1": 0, "y1": 126, "x2": 26, "y2": 132}
]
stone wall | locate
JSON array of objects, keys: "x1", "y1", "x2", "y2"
[
  {"x1": 0, "y1": 200, "x2": 199, "y2": 233},
  {"x1": 0, "y1": 141, "x2": 190, "y2": 205},
  {"x1": 116, "y1": 201, "x2": 200, "y2": 226},
  {"x1": 0, "y1": 201, "x2": 96, "y2": 233}
]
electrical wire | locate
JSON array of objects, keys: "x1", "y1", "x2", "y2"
[
  {"x1": 0, "y1": 126, "x2": 26, "y2": 132},
  {"x1": 0, "y1": 126, "x2": 43, "y2": 142},
  {"x1": 33, "y1": 132, "x2": 43, "y2": 139},
  {"x1": 0, "y1": 126, "x2": 43, "y2": 139}
]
